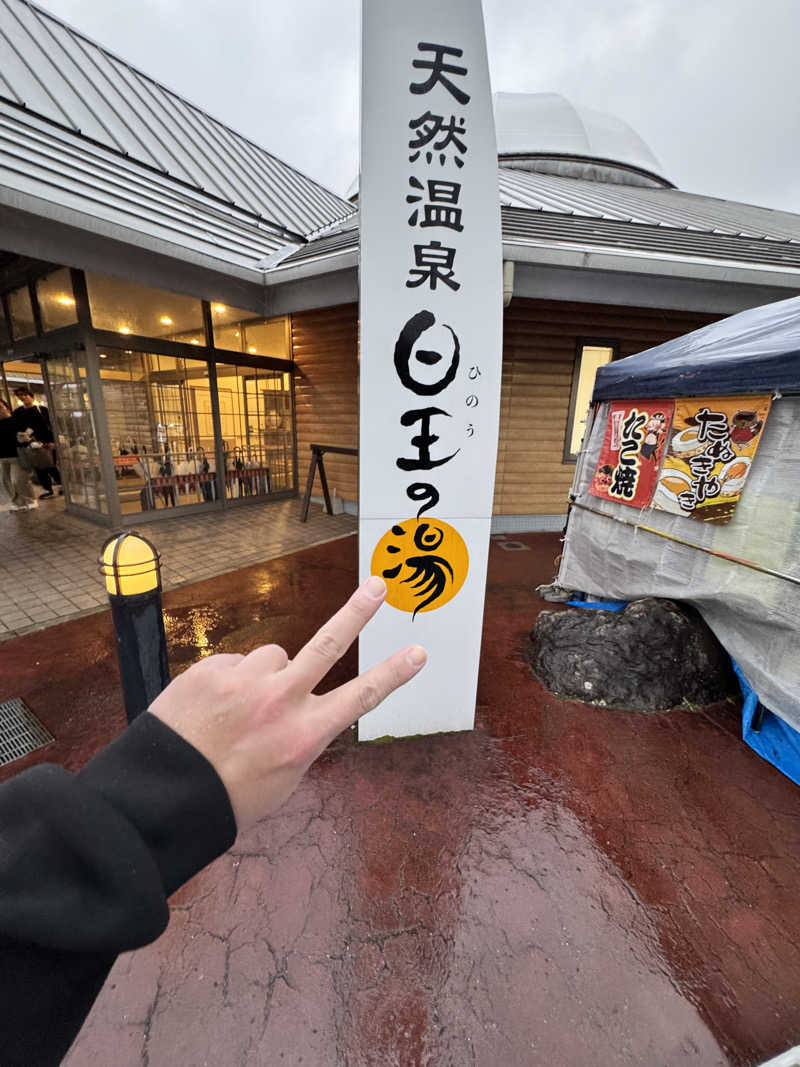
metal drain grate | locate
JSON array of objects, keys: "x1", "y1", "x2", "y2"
[{"x1": 0, "y1": 699, "x2": 54, "y2": 767}]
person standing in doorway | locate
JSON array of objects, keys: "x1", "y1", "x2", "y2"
[
  {"x1": 0, "y1": 398, "x2": 36, "y2": 511},
  {"x1": 12, "y1": 387, "x2": 60, "y2": 499}
]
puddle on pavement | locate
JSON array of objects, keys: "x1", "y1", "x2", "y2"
[{"x1": 163, "y1": 607, "x2": 223, "y2": 658}]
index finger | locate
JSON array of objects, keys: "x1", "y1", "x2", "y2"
[{"x1": 286, "y1": 576, "x2": 387, "y2": 693}]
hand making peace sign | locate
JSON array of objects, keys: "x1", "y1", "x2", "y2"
[{"x1": 149, "y1": 576, "x2": 426, "y2": 829}]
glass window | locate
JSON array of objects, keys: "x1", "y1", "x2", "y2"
[
  {"x1": 210, "y1": 305, "x2": 289, "y2": 358},
  {"x1": 85, "y1": 272, "x2": 205, "y2": 344},
  {"x1": 47, "y1": 350, "x2": 107, "y2": 514},
  {"x1": 99, "y1": 348, "x2": 217, "y2": 515},
  {"x1": 567, "y1": 344, "x2": 615, "y2": 460},
  {"x1": 8, "y1": 286, "x2": 36, "y2": 339},
  {"x1": 37, "y1": 269, "x2": 78, "y2": 332},
  {"x1": 216, "y1": 362, "x2": 294, "y2": 498}
]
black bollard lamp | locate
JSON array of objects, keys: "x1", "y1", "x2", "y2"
[{"x1": 99, "y1": 532, "x2": 170, "y2": 724}]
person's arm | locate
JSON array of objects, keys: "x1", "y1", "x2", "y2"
[
  {"x1": 10, "y1": 406, "x2": 28, "y2": 437},
  {"x1": 0, "y1": 578, "x2": 424, "y2": 1066},
  {"x1": 0, "y1": 713, "x2": 236, "y2": 1067}
]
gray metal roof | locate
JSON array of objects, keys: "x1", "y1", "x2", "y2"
[
  {"x1": 0, "y1": 0, "x2": 351, "y2": 241},
  {"x1": 277, "y1": 169, "x2": 800, "y2": 275},
  {"x1": 498, "y1": 169, "x2": 800, "y2": 244},
  {"x1": 0, "y1": 101, "x2": 292, "y2": 270},
  {"x1": 501, "y1": 208, "x2": 800, "y2": 270},
  {"x1": 279, "y1": 215, "x2": 358, "y2": 266}
]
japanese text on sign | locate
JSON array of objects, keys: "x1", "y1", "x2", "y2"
[
  {"x1": 656, "y1": 395, "x2": 771, "y2": 524},
  {"x1": 375, "y1": 38, "x2": 481, "y2": 616},
  {"x1": 590, "y1": 400, "x2": 673, "y2": 509},
  {"x1": 358, "y1": 0, "x2": 503, "y2": 738}
]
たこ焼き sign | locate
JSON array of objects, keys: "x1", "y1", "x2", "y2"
[
  {"x1": 358, "y1": 0, "x2": 503, "y2": 740},
  {"x1": 654, "y1": 396, "x2": 772, "y2": 524},
  {"x1": 590, "y1": 400, "x2": 675, "y2": 508}
]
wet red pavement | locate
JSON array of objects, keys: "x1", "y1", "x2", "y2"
[{"x1": 3, "y1": 531, "x2": 800, "y2": 1066}]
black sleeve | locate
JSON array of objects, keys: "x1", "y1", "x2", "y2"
[{"x1": 0, "y1": 712, "x2": 237, "y2": 1067}]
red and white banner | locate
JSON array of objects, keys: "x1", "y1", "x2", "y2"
[{"x1": 590, "y1": 400, "x2": 675, "y2": 509}]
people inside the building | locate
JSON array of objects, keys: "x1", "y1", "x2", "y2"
[
  {"x1": 157, "y1": 445, "x2": 177, "y2": 507},
  {"x1": 0, "y1": 397, "x2": 36, "y2": 511},
  {"x1": 0, "y1": 577, "x2": 426, "y2": 1066},
  {"x1": 196, "y1": 445, "x2": 215, "y2": 501},
  {"x1": 12, "y1": 386, "x2": 61, "y2": 499}
]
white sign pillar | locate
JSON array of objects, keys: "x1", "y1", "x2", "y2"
[{"x1": 358, "y1": 0, "x2": 503, "y2": 739}]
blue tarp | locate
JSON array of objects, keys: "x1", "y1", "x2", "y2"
[
  {"x1": 733, "y1": 660, "x2": 800, "y2": 788},
  {"x1": 594, "y1": 295, "x2": 800, "y2": 401},
  {"x1": 565, "y1": 597, "x2": 629, "y2": 612}
]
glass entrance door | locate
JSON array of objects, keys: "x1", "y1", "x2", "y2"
[
  {"x1": 98, "y1": 349, "x2": 218, "y2": 515},
  {"x1": 45, "y1": 349, "x2": 107, "y2": 514},
  {"x1": 215, "y1": 362, "x2": 294, "y2": 500}
]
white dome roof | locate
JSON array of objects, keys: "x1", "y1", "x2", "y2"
[{"x1": 494, "y1": 92, "x2": 670, "y2": 187}]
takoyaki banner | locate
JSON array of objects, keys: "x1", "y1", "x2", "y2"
[
  {"x1": 590, "y1": 400, "x2": 675, "y2": 508},
  {"x1": 590, "y1": 395, "x2": 772, "y2": 523},
  {"x1": 358, "y1": 0, "x2": 502, "y2": 739}
]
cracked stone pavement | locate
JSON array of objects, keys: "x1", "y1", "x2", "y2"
[{"x1": 2, "y1": 532, "x2": 799, "y2": 1066}]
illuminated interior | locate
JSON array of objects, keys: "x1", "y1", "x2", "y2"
[
  {"x1": 1, "y1": 262, "x2": 295, "y2": 523},
  {"x1": 99, "y1": 348, "x2": 294, "y2": 515}
]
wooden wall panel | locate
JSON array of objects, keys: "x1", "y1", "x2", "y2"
[
  {"x1": 492, "y1": 298, "x2": 720, "y2": 515},
  {"x1": 291, "y1": 304, "x2": 359, "y2": 504},
  {"x1": 291, "y1": 297, "x2": 721, "y2": 515}
]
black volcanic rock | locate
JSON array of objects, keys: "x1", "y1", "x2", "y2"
[{"x1": 530, "y1": 598, "x2": 737, "y2": 712}]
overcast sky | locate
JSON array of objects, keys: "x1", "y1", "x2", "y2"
[{"x1": 39, "y1": 0, "x2": 800, "y2": 214}]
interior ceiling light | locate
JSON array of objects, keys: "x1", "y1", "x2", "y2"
[
  {"x1": 99, "y1": 353, "x2": 107, "y2": 359},
  {"x1": 190, "y1": 339, "x2": 200, "y2": 345},
  {"x1": 248, "y1": 346, "x2": 257, "y2": 353},
  {"x1": 213, "y1": 304, "x2": 226, "y2": 313},
  {"x1": 159, "y1": 316, "x2": 173, "y2": 326},
  {"x1": 57, "y1": 296, "x2": 75, "y2": 307},
  {"x1": 119, "y1": 326, "x2": 132, "y2": 334}
]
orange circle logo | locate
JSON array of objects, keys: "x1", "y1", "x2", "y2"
[{"x1": 371, "y1": 518, "x2": 469, "y2": 617}]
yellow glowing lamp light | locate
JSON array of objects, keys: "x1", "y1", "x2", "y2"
[{"x1": 99, "y1": 533, "x2": 161, "y2": 596}]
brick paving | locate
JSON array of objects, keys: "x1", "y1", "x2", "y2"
[{"x1": 0, "y1": 497, "x2": 356, "y2": 641}]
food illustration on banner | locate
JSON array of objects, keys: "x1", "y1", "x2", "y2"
[{"x1": 654, "y1": 395, "x2": 771, "y2": 523}]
